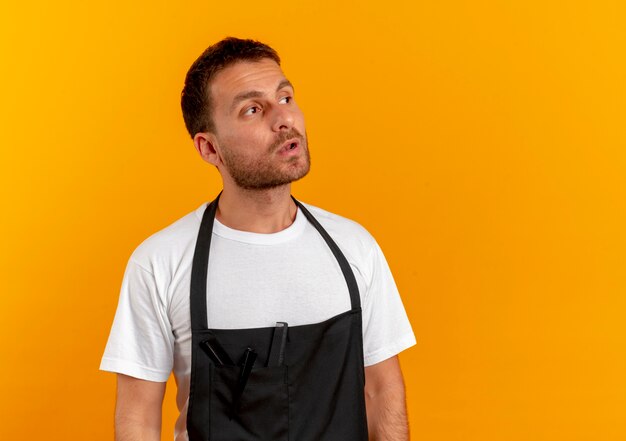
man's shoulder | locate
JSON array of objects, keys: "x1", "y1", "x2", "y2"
[{"x1": 127, "y1": 202, "x2": 207, "y2": 271}]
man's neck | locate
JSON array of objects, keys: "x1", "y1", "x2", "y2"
[{"x1": 215, "y1": 184, "x2": 297, "y2": 234}]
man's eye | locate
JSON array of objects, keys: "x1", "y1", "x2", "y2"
[
  {"x1": 279, "y1": 96, "x2": 292, "y2": 104},
  {"x1": 244, "y1": 106, "x2": 261, "y2": 115}
]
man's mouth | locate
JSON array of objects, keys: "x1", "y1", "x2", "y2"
[{"x1": 281, "y1": 138, "x2": 300, "y2": 152}]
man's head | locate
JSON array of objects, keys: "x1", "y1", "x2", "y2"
[{"x1": 181, "y1": 37, "x2": 310, "y2": 190}]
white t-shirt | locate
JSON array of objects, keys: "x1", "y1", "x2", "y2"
[{"x1": 101, "y1": 201, "x2": 416, "y2": 440}]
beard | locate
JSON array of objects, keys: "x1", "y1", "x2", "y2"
[{"x1": 219, "y1": 128, "x2": 311, "y2": 190}]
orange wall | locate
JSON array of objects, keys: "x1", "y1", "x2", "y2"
[{"x1": 1, "y1": 1, "x2": 625, "y2": 440}]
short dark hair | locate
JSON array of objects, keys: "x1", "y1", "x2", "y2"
[{"x1": 181, "y1": 37, "x2": 281, "y2": 138}]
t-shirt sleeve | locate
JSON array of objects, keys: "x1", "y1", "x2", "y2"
[
  {"x1": 100, "y1": 258, "x2": 174, "y2": 382},
  {"x1": 361, "y1": 239, "x2": 416, "y2": 366}
]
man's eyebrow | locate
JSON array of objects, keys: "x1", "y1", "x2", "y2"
[
  {"x1": 230, "y1": 79, "x2": 295, "y2": 113},
  {"x1": 277, "y1": 79, "x2": 294, "y2": 92},
  {"x1": 230, "y1": 90, "x2": 263, "y2": 112}
]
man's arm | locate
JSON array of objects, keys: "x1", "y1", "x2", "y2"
[
  {"x1": 115, "y1": 374, "x2": 166, "y2": 441},
  {"x1": 364, "y1": 356, "x2": 409, "y2": 441}
]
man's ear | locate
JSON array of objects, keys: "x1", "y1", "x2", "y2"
[{"x1": 193, "y1": 132, "x2": 222, "y2": 167}]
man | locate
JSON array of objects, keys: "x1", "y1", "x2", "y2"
[{"x1": 101, "y1": 37, "x2": 416, "y2": 441}]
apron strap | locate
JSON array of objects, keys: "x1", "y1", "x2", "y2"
[
  {"x1": 190, "y1": 193, "x2": 220, "y2": 331},
  {"x1": 190, "y1": 193, "x2": 361, "y2": 331},
  {"x1": 292, "y1": 197, "x2": 361, "y2": 311}
]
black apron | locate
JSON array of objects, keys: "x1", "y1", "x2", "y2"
[{"x1": 187, "y1": 194, "x2": 369, "y2": 441}]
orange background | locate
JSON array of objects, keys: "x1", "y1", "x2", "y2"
[{"x1": 1, "y1": 1, "x2": 625, "y2": 440}]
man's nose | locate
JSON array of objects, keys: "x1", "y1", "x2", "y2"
[{"x1": 271, "y1": 105, "x2": 294, "y2": 132}]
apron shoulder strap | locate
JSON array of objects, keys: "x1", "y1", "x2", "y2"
[
  {"x1": 292, "y1": 197, "x2": 362, "y2": 311},
  {"x1": 190, "y1": 194, "x2": 220, "y2": 331}
]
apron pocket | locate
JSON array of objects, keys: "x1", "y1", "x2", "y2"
[{"x1": 210, "y1": 364, "x2": 289, "y2": 441}]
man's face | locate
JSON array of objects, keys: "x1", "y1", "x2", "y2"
[{"x1": 208, "y1": 58, "x2": 310, "y2": 190}]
